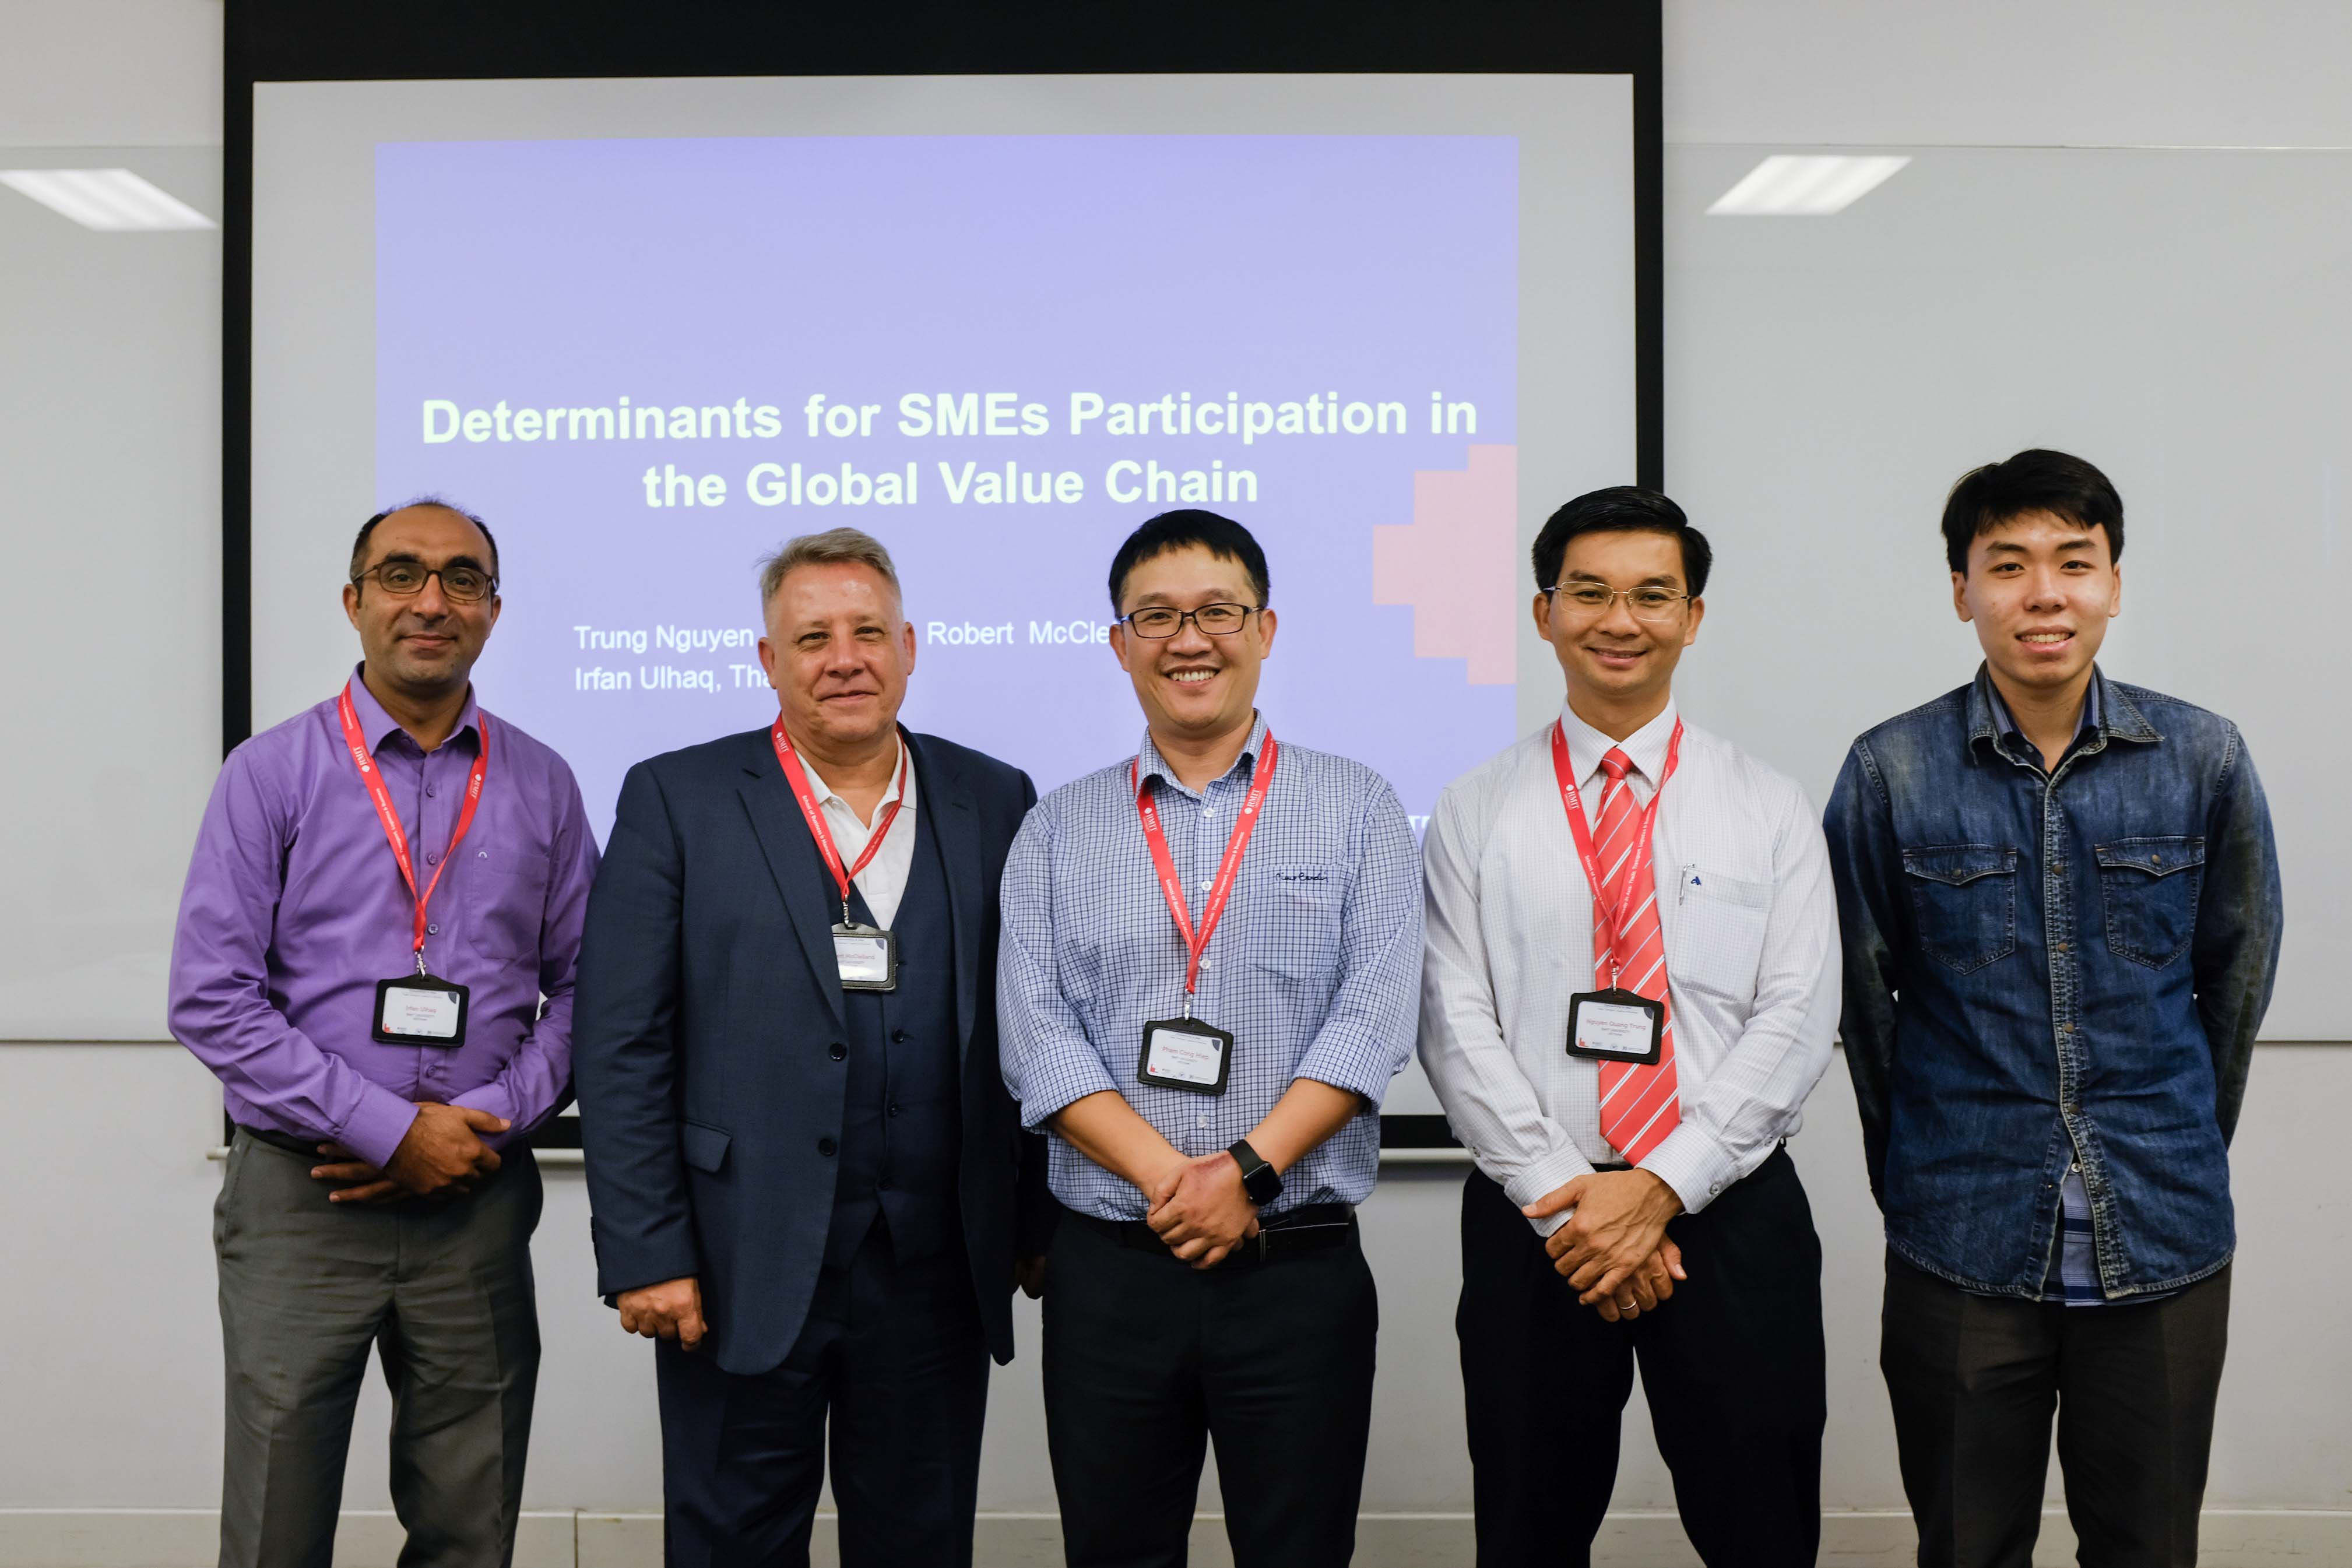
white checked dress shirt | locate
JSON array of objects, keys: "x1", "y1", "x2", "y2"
[
  {"x1": 1418, "y1": 699, "x2": 1840, "y2": 1229},
  {"x1": 799, "y1": 736, "x2": 915, "y2": 928},
  {"x1": 999, "y1": 713, "x2": 1422, "y2": 1221}
]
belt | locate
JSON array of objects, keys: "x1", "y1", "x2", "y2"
[
  {"x1": 237, "y1": 1124, "x2": 326, "y2": 1158},
  {"x1": 1063, "y1": 1201, "x2": 1355, "y2": 1267}
]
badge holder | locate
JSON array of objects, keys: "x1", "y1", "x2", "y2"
[
  {"x1": 1565, "y1": 987, "x2": 1664, "y2": 1066},
  {"x1": 834, "y1": 919, "x2": 898, "y2": 992},
  {"x1": 374, "y1": 956, "x2": 470, "y2": 1047},
  {"x1": 1138, "y1": 1008, "x2": 1234, "y2": 1095}
]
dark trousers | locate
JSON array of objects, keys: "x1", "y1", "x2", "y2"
[
  {"x1": 1457, "y1": 1151, "x2": 1826, "y2": 1568},
  {"x1": 1880, "y1": 1253, "x2": 2231, "y2": 1568},
  {"x1": 1041, "y1": 1205, "x2": 1380, "y2": 1568},
  {"x1": 655, "y1": 1214, "x2": 990, "y2": 1568},
  {"x1": 214, "y1": 1128, "x2": 542, "y2": 1568}
]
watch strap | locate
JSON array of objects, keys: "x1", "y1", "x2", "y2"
[{"x1": 1228, "y1": 1138, "x2": 1283, "y2": 1206}]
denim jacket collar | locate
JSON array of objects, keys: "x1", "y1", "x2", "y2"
[{"x1": 1965, "y1": 663, "x2": 2160, "y2": 769}]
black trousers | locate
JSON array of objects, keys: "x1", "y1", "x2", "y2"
[
  {"x1": 655, "y1": 1215, "x2": 989, "y2": 1568},
  {"x1": 1880, "y1": 1253, "x2": 2231, "y2": 1568},
  {"x1": 1041, "y1": 1205, "x2": 1380, "y2": 1568},
  {"x1": 1457, "y1": 1150, "x2": 1826, "y2": 1568}
]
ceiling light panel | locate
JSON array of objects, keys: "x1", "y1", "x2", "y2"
[
  {"x1": 0, "y1": 168, "x2": 216, "y2": 231},
  {"x1": 1707, "y1": 155, "x2": 1911, "y2": 216}
]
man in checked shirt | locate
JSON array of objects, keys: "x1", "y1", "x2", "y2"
[
  {"x1": 1418, "y1": 487, "x2": 1841, "y2": 1568},
  {"x1": 998, "y1": 509, "x2": 1422, "y2": 1568}
]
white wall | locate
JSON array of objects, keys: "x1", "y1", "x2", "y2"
[{"x1": 5, "y1": 1, "x2": 2350, "y2": 1553}]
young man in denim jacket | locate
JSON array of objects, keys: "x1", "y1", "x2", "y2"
[{"x1": 1824, "y1": 449, "x2": 2281, "y2": 1568}]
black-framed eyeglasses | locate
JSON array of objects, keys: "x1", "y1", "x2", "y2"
[
  {"x1": 353, "y1": 560, "x2": 498, "y2": 603},
  {"x1": 1117, "y1": 603, "x2": 1263, "y2": 639},
  {"x1": 1543, "y1": 582, "x2": 1690, "y2": 623}
]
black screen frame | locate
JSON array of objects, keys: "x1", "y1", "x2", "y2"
[{"x1": 222, "y1": 0, "x2": 1664, "y2": 1158}]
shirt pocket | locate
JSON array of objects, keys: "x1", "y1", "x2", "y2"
[
  {"x1": 2094, "y1": 835, "x2": 2205, "y2": 969},
  {"x1": 1248, "y1": 863, "x2": 1346, "y2": 984},
  {"x1": 1901, "y1": 843, "x2": 2019, "y2": 974},
  {"x1": 1671, "y1": 864, "x2": 1773, "y2": 1003},
  {"x1": 469, "y1": 847, "x2": 551, "y2": 964}
]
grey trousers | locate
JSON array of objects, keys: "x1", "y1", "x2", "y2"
[{"x1": 214, "y1": 1127, "x2": 543, "y2": 1568}]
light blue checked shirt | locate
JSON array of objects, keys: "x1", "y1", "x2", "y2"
[{"x1": 998, "y1": 713, "x2": 1423, "y2": 1222}]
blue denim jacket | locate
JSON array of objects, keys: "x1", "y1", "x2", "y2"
[{"x1": 1824, "y1": 667, "x2": 2281, "y2": 1298}]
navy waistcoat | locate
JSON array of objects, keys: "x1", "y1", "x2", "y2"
[{"x1": 824, "y1": 792, "x2": 962, "y2": 1267}]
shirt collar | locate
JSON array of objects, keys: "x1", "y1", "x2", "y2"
[
  {"x1": 346, "y1": 665, "x2": 480, "y2": 755},
  {"x1": 1556, "y1": 695, "x2": 1679, "y2": 788},
  {"x1": 799, "y1": 733, "x2": 910, "y2": 815},
  {"x1": 1974, "y1": 663, "x2": 2105, "y2": 757},
  {"x1": 1136, "y1": 710, "x2": 1271, "y2": 798}
]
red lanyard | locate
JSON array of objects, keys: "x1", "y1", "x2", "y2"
[
  {"x1": 772, "y1": 717, "x2": 910, "y2": 922},
  {"x1": 1548, "y1": 716, "x2": 1682, "y2": 987},
  {"x1": 336, "y1": 680, "x2": 490, "y2": 973},
  {"x1": 1132, "y1": 731, "x2": 1279, "y2": 1008}
]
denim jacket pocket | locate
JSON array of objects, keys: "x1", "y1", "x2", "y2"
[
  {"x1": 1900, "y1": 844, "x2": 2019, "y2": 973},
  {"x1": 2094, "y1": 835, "x2": 2205, "y2": 969}
]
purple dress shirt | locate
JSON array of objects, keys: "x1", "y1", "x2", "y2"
[{"x1": 169, "y1": 669, "x2": 598, "y2": 1169}]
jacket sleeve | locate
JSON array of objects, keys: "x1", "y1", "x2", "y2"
[
  {"x1": 1823, "y1": 740, "x2": 1905, "y2": 1205},
  {"x1": 572, "y1": 760, "x2": 699, "y2": 1298},
  {"x1": 2193, "y1": 725, "x2": 2283, "y2": 1143}
]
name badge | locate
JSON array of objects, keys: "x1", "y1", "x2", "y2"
[
  {"x1": 1138, "y1": 1017, "x2": 1233, "y2": 1095},
  {"x1": 1565, "y1": 988, "x2": 1664, "y2": 1066},
  {"x1": 834, "y1": 923, "x2": 897, "y2": 992},
  {"x1": 374, "y1": 975, "x2": 470, "y2": 1047}
]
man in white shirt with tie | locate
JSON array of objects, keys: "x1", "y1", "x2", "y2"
[{"x1": 1418, "y1": 486, "x2": 1841, "y2": 1568}]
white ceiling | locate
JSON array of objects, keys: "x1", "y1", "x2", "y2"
[{"x1": 1, "y1": 0, "x2": 2348, "y2": 151}]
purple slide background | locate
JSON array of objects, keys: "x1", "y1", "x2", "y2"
[{"x1": 375, "y1": 135, "x2": 1517, "y2": 841}]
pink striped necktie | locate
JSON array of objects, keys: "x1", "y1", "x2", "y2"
[{"x1": 1590, "y1": 747, "x2": 1680, "y2": 1163}]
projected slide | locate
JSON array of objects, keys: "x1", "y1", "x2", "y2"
[{"x1": 375, "y1": 134, "x2": 1520, "y2": 837}]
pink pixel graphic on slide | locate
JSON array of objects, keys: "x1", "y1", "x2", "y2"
[{"x1": 1372, "y1": 444, "x2": 1519, "y2": 685}]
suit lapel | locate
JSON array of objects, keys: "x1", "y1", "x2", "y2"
[
  {"x1": 736, "y1": 734, "x2": 846, "y2": 1032},
  {"x1": 908, "y1": 733, "x2": 984, "y2": 1061}
]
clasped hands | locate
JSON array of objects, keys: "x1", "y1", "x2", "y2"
[
  {"x1": 1145, "y1": 1150, "x2": 1260, "y2": 1270},
  {"x1": 308, "y1": 1101, "x2": 509, "y2": 1205},
  {"x1": 1523, "y1": 1168, "x2": 1687, "y2": 1323}
]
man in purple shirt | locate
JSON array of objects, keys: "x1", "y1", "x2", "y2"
[{"x1": 170, "y1": 498, "x2": 596, "y2": 1568}]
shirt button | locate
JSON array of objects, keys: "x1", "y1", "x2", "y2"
[
  {"x1": 828, "y1": 1042, "x2": 846, "y2": 1061},
  {"x1": 1198, "y1": 878, "x2": 1213, "y2": 891},
  {"x1": 427, "y1": 923, "x2": 440, "y2": 935},
  {"x1": 888, "y1": 1103, "x2": 902, "y2": 1118},
  {"x1": 426, "y1": 851, "x2": 438, "y2": 865},
  {"x1": 891, "y1": 1029, "x2": 909, "y2": 1043},
  {"x1": 817, "y1": 1137, "x2": 837, "y2": 1156},
  {"x1": 2056, "y1": 941, "x2": 2069, "y2": 952},
  {"x1": 426, "y1": 785, "x2": 437, "y2": 798},
  {"x1": 2063, "y1": 1102, "x2": 2080, "y2": 1117},
  {"x1": 1197, "y1": 1114, "x2": 1210, "y2": 1127}
]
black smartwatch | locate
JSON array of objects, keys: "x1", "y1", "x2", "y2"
[{"x1": 1228, "y1": 1138, "x2": 1284, "y2": 1207}]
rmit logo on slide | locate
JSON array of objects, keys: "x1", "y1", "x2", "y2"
[{"x1": 1372, "y1": 445, "x2": 1518, "y2": 685}]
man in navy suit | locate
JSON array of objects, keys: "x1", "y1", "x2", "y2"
[{"x1": 574, "y1": 526, "x2": 1052, "y2": 1567}]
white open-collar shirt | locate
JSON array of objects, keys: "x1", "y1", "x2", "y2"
[
  {"x1": 799, "y1": 735, "x2": 915, "y2": 930},
  {"x1": 1416, "y1": 698, "x2": 1840, "y2": 1229}
]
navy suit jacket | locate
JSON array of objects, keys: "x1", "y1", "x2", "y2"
[{"x1": 574, "y1": 723, "x2": 1050, "y2": 1374}]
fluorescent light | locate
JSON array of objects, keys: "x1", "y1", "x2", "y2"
[
  {"x1": 0, "y1": 168, "x2": 215, "y2": 231},
  {"x1": 1707, "y1": 155, "x2": 1911, "y2": 216}
]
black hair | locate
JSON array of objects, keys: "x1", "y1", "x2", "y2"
[
  {"x1": 349, "y1": 495, "x2": 501, "y2": 586},
  {"x1": 1940, "y1": 449, "x2": 2124, "y2": 574},
  {"x1": 1106, "y1": 509, "x2": 1270, "y2": 613},
  {"x1": 1530, "y1": 486, "x2": 1711, "y2": 598}
]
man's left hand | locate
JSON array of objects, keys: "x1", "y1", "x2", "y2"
[
  {"x1": 1014, "y1": 1255, "x2": 1048, "y2": 1299},
  {"x1": 1146, "y1": 1152, "x2": 1260, "y2": 1268},
  {"x1": 310, "y1": 1142, "x2": 409, "y2": 1205},
  {"x1": 1525, "y1": 1168, "x2": 1685, "y2": 1304}
]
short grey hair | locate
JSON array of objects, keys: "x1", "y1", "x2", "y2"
[{"x1": 757, "y1": 527, "x2": 903, "y2": 613}]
